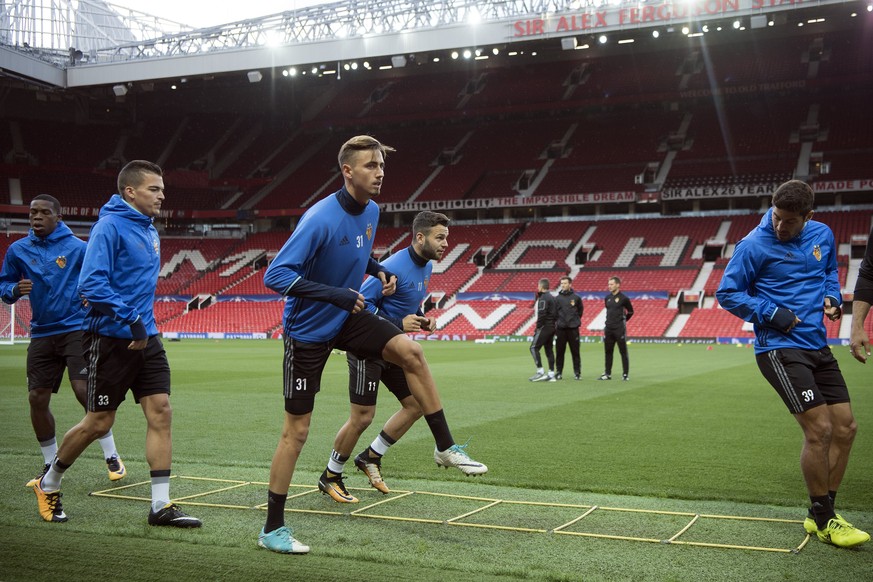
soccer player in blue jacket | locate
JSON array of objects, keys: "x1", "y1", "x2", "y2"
[
  {"x1": 30, "y1": 162, "x2": 201, "y2": 528},
  {"x1": 259, "y1": 136, "x2": 487, "y2": 555},
  {"x1": 717, "y1": 180, "x2": 868, "y2": 548},
  {"x1": 318, "y1": 211, "x2": 486, "y2": 502},
  {"x1": 1, "y1": 195, "x2": 125, "y2": 504}
]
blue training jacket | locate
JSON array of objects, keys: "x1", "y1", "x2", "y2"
[
  {"x1": 716, "y1": 208, "x2": 841, "y2": 354},
  {"x1": 78, "y1": 194, "x2": 161, "y2": 339},
  {"x1": 0, "y1": 222, "x2": 87, "y2": 337},
  {"x1": 362, "y1": 245, "x2": 431, "y2": 330},
  {"x1": 264, "y1": 187, "x2": 381, "y2": 343}
]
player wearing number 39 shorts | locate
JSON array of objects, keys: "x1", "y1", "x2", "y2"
[{"x1": 717, "y1": 180, "x2": 868, "y2": 548}]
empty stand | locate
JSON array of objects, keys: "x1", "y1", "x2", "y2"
[
  {"x1": 680, "y1": 303, "x2": 755, "y2": 339},
  {"x1": 160, "y1": 301, "x2": 283, "y2": 334}
]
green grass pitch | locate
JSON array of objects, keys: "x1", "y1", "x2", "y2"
[{"x1": 1, "y1": 339, "x2": 870, "y2": 580}]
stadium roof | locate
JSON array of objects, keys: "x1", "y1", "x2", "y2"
[{"x1": 0, "y1": 0, "x2": 862, "y2": 89}]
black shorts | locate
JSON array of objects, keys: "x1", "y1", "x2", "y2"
[
  {"x1": 755, "y1": 347, "x2": 850, "y2": 414},
  {"x1": 346, "y1": 353, "x2": 411, "y2": 407},
  {"x1": 83, "y1": 333, "x2": 171, "y2": 412},
  {"x1": 282, "y1": 310, "x2": 403, "y2": 415},
  {"x1": 27, "y1": 331, "x2": 87, "y2": 392}
]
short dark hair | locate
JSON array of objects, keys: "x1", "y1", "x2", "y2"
[
  {"x1": 560, "y1": 276, "x2": 572, "y2": 285},
  {"x1": 337, "y1": 135, "x2": 395, "y2": 170},
  {"x1": 32, "y1": 194, "x2": 61, "y2": 215},
  {"x1": 772, "y1": 180, "x2": 814, "y2": 216},
  {"x1": 412, "y1": 211, "x2": 449, "y2": 237},
  {"x1": 609, "y1": 276, "x2": 621, "y2": 285},
  {"x1": 118, "y1": 160, "x2": 163, "y2": 195},
  {"x1": 539, "y1": 278, "x2": 550, "y2": 290}
]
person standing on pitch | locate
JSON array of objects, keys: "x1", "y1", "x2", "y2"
[
  {"x1": 554, "y1": 275, "x2": 583, "y2": 380},
  {"x1": 1, "y1": 195, "x2": 125, "y2": 497},
  {"x1": 529, "y1": 278, "x2": 557, "y2": 382},
  {"x1": 599, "y1": 276, "x2": 633, "y2": 381},
  {"x1": 260, "y1": 136, "x2": 486, "y2": 555},
  {"x1": 849, "y1": 225, "x2": 873, "y2": 364},
  {"x1": 30, "y1": 161, "x2": 201, "y2": 528},
  {"x1": 318, "y1": 210, "x2": 485, "y2": 502},
  {"x1": 717, "y1": 179, "x2": 868, "y2": 548}
]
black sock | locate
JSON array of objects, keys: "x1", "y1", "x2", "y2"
[
  {"x1": 424, "y1": 409, "x2": 454, "y2": 451},
  {"x1": 264, "y1": 490, "x2": 287, "y2": 534},
  {"x1": 811, "y1": 491, "x2": 839, "y2": 518},
  {"x1": 810, "y1": 495, "x2": 835, "y2": 530},
  {"x1": 53, "y1": 456, "x2": 72, "y2": 472},
  {"x1": 379, "y1": 430, "x2": 396, "y2": 446}
]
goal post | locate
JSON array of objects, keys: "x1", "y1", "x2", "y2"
[{"x1": 0, "y1": 297, "x2": 31, "y2": 344}]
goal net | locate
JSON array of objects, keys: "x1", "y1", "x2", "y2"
[{"x1": 0, "y1": 297, "x2": 31, "y2": 344}]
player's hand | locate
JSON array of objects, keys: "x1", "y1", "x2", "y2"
[
  {"x1": 823, "y1": 297, "x2": 842, "y2": 321},
  {"x1": 770, "y1": 307, "x2": 800, "y2": 333},
  {"x1": 420, "y1": 316, "x2": 435, "y2": 332},
  {"x1": 378, "y1": 272, "x2": 396, "y2": 296},
  {"x1": 127, "y1": 338, "x2": 148, "y2": 350},
  {"x1": 347, "y1": 290, "x2": 365, "y2": 314},
  {"x1": 401, "y1": 314, "x2": 430, "y2": 333},
  {"x1": 850, "y1": 330, "x2": 870, "y2": 364},
  {"x1": 14, "y1": 279, "x2": 33, "y2": 296}
]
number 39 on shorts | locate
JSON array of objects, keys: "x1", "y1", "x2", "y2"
[{"x1": 802, "y1": 389, "x2": 815, "y2": 402}]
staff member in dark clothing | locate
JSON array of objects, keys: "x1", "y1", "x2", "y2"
[
  {"x1": 529, "y1": 278, "x2": 557, "y2": 382},
  {"x1": 850, "y1": 225, "x2": 873, "y2": 364},
  {"x1": 554, "y1": 276, "x2": 583, "y2": 380},
  {"x1": 599, "y1": 276, "x2": 633, "y2": 381}
]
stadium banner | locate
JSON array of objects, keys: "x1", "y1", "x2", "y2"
[
  {"x1": 660, "y1": 179, "x2": 873, "y2": 200},
  {"x1": 0, "y1": 204, "x2": 194, "y2": 218},
  {"x1": 408, "y1": 333, "x2": 468, "y2": 341},
  {"x1": 580, "y1": 291, "x2": 669, "y2": 301},
  {"x1": 458, "y1": 292, "x2": 534, "y2": 301},
  {"x1": 162, "y1": 332, "x2": 267, "y2": 340},
  {"x1": 156, "y1": 295, "x2": 191, "y2": 302},
  {"x1": 712, "y1": 338, "x2": 844, "y2": 346},
  {"x1": 380, "y1": 191, "x2": 636, "y2": 213},
  {"x1": 215, "y1": 295, "x2": 284, "y2": 303},
  {"x1": 458, "y1": 291, "x2": 669, "y2": 301},
  {"x1": 510, "y1": 0, "x2": 849, "y2": 39}
]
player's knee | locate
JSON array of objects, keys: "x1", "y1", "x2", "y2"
[
  {"x1": 150, "y1": 399, "x2": 173, "y2": 426},
  {"x1": 281, "y1": 421, "x2": 309, "y2": 449},
  {"x1": 84, "y1": 411, "x2": 115, "y2": 438},
  {"x1": 804, "y1": 421, "x2": 833, "y2": 447},
  {"x1": 350, "y1": 409, "x2": 375, "y2": 431},
  {"x1": 28, "y1": 389, "x2": 52, "y2": 410},
  {"x1": 834, "y1": 417, "x2": 857, "y2": 444},
  {"x1": 389, "y1": 339, "x2": 426, "y2": 372},
  {"x1": 138, "y1": 399, "x2": 172, "y2": 435}
]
